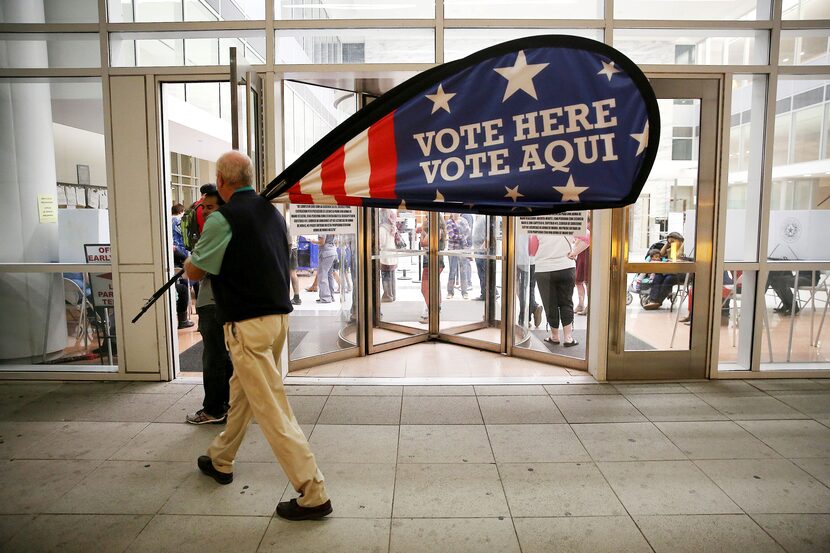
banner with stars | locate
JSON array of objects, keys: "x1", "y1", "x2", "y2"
[{"x1": 264, "y1": 35, "x2": 660, "y2": 215}]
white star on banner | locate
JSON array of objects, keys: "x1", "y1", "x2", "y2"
[
  {"x1": 504, "y1": 185, "x2": 525, "y2": 202},
  {"x1": 597, "y1": 60, "x2": 621, "y2": 82},
  {"x1": 425, "y1": 84, "x2": 456, "y2": 114},
  {"x1": 434, "y1": 190, "x2": 445, "y2": 202},
  {"x1": 494, "y1": 50, "x2": 549, "y2": 102},
  {"x1": 553, "y1": 176, "x2": 589, "y2": 202},
  {"x1": 631, "y1": 121, "x2": 649, "y2": 156}
]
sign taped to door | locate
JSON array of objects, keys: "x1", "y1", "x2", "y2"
[
  {"x1": 519, "y1": 212, "x2": 587, "y2": 235},
  {"x1": 84, "y1": 243, "x2": 114, "y2": 307},
  {"x1": 289, "y1": 205, "x2": 357, "y2": 235}
]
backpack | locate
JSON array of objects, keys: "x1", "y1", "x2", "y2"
[{"x1": 181, "y1": 201, "x2": 202, "y2": 251}]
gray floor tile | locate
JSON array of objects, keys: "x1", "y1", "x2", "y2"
[
  {"x1": 284, "y1": 385, "x2": 333, "y2": 396},
  {"x1": 48, "y1": 460, "x2": 192, "y2": 514},
  {"x1": 286, "y1": 396, "x2": 328, "y2": 425},
  {"x1": 126, "y1": 514, "x2": 269, "y2": 553},
  {"x1": 683, "y1": 381, "x2": 762, "y2": 394},
  {"x1": 544, "y1": 384, "x2": 619, "y2": 395},
  {"x1": 553, "y1": 395, "x2": 647, "y2": 423},
  {"x1": 634, "y1": 514, "x2": 786, "y2": 553},
  {"x1": 749, "y1": 380, "x2": 825, "y2": 392},
  {"x1": 625, "y1": 394, "x2": 727, "y2": 422},
  {"x1": 655, "y1": 421, "x2": 782, "y2": 460},
  {"x1": 478, "y1": 395, "x2": 565, "y2": 424},
  {"x1": 499, "y1": 462, "x2": 626, "y2": 517},
  {"x1": 281, "y1": 463, "x2": 395, "y2": 518},
  {"x1": 695, "y1": 459, "x2": 830, "y2": 514},
  {"x1": 154, "y1": 394, "x2": 205, "y2": 423},
  {"x1": 0, "y1": 421, "x2": 63, "y2": 459},
  {"x1": 162, "y1": 462, "x2": 289, "y2": 516},
  {"x1": 769, "y1": 392, "x2": 830, "y2": 418},
  {"x1": 330, "y1": 385, "x2": 402, "y2": 396},
  {"x1": 475, "y1": 385, "x2": 547, "y2": 395},
  {"x1": 308, "y1": 425, "x2": 399, "y2": 464},
  {"x1": 52, "y1": 382, "x2": 131, "y2": 394},
  {"x1": 0, "y1": 459, "x2": 101, "y2": 513},
  {"x1": 487, "y1": 424, "x2": 590, "y2": 463},
  {"x1": 736, "y1": 420, "x2": 830, "y2": 457},
  {"x1": 393, "y1": 463, "x2": 508, "y2": 518},
  {"x1": 614, "y1": 383, "x2": 690, "y2": 395},
  {"x1": 597, "y1": 460, "x2": 742, "y2": 515},
  {"x1": 400, "y1": 396, "x2": 483, "y2": 425},
  {"x1": 82, "y1": 393, "x2": 182, "y2": 422},
  {"x1": 752, "y1": 514, "x2": 830, "y2": 553},
  {"x1": 16, "y1": 421, "x2": 147, "y2": 460},
  {"x1": 697, "y1": 393, "x2": 807, "y2": 420},
  {"x1": 0, "y1": 515, "x2": 35, "y2": 548},
  {"x1": 5, "y1": 514, "x2": 151, "y2": 553},
  {"x1": 572, "y1": 422, "x2": 687, "y2": 461},
  {"x1": 7, "y1": 392, "x2": 98, "y2": 422},
  {"x1": 258, "y1": 518, "x2": 390, "y2": 553},
  {"x1": 391, "y1": 518, "x2": 520, "y2": 553},
  {"x1": 318, "y1": 396, "x2": 402, "y2": 425},
  {"x1": 398, "y1": 425, "x2": 493, "y2": 463},
  {"x1": 110, "y1": 423, "x2": 218, "y2": 462},
  {"x1": 792, "y1": 458, "x2": 830, "y2": 487},
  {"x1": 121, "y1": 382, "x2": 195, "y2": 396},
  {"x1": 402, "y1": 385, "x2": 475, "y2": 396},
  {"x1": 514, "y1": 516, "x2": 652, "y2": 553}
]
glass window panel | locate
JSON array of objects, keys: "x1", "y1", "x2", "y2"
[
  {"x1": 0, "y1": 0, "x2": 99, "y2": 23},
  {"x1": 624, "y1": 271, "x2": 692, "y2": 351},
  {"x1": 613, "y1": 29, "x2": 768, "y2": 66},
  {"x1": 726, "y1": 75, "x2": 766, "y2": 262},
  {"x1": 444, "y1": 28, "x2": 603, "y2": 62},
  {"x1": 782, "y1": 0, "x2": 830, "y2": 20},
  {"x1": 761, "y1": 268, "x2": 830, "y2": 367},
  {"x1": 780, "y1": 30, "x2": 830, "y2": 66},
  {"x1": 184, "y1": 82, "x2": 221, "y2": 118},
  {"x1": 276, "y1": 28, "x2": 434, "y2": 64},
  {"x1": 110, "y1": 31, "x2": 266, "y2": 67},
  {"x1": 0, "y1": 272, "x2": 118, "y2": 368},
  {"x1": 718, "y1": 269, "x2": 756, "y2": 371},
  {"x1": 108, "y1": 0, "x2": 264, "y2": 21},
  {"x1": 444, "y1": 0, "x2": 602, "y2": 19},
  {"x1": 615, "y1": 0, "x2": 770, "y2": 19},
  {"x1": 276, "y1": 0, "x2": 434, "y2": 19},
  {"x1": 769, "y1": 77, "x2": 830, "y2": 262},
  {"x1": 0, "y1": 33, "x2": 101, "y2": 69}
]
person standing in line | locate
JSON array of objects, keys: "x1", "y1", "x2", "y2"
[
  {"x1": 534, "y1": 233, "x2": 578, "y2": 347},
  {"x1": 317, "y1": 234, "x2": 337, "y2": 304},
  {"x1": 461, "y1": 213, "x2": 475, "y2": 292},
  {"x1": 569, "y1": 213, "x2": 591, "y2": 316},
  {"x1": 446, "y1": 213, "x2": 470, "y2": 299},
  {"x1": 418, "y1": 216, "x2": 446, "y2": 324},
  {"x1": 184, "y1": 151, "x2": 332, "y2": 521},
  {"x1": 378, "y1": 209, "x2": 399, "y2": 302},
  {"x1": 172, "y1": 203, "x2": 194, "y2": 329},
  {"x1": 186, "y1": 189, "x2": 233, "y2": 425}
]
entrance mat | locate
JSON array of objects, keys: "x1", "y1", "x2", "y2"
[
  {"x1": 531, "y1": 329, "x2": 657, "y2": 357},
  {"x1": 179, "y1": 330, "x2": 308, "y2": 373}
]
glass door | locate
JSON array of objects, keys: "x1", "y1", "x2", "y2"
[{"x1": 608, "y1": 78, "x2": 720, "y2": 379}]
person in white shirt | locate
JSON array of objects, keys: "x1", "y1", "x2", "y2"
[{"x1": 534, "y1": 234, "x2": 578, "y2": 347}]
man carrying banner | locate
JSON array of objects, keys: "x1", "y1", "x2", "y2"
[{"x1": 184, "y1": 150, "x2": 332, "y2": 521}]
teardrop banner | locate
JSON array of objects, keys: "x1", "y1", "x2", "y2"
[{"x1": 264, "y1": 35, "x2": 660, "y2": 215}]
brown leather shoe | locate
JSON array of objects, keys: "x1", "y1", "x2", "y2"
[{"x1": 197, "y1": 455, "x2": 232, "y2": 485}]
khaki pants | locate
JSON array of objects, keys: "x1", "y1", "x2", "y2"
[{"x1": 207, "y1": 314, "x2": 328, "y2": 507}]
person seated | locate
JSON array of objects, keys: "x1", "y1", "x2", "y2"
[
  {"x1": 643, "y1": 233, "x2": 685, "y2": 310},
  {"x1": 766, "y1": 270, "x2": 820, "y2": 316}
]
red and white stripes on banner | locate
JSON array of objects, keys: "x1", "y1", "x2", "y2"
[{"x1": 286, "y1": 111, "x2": 398, "y2": 206}]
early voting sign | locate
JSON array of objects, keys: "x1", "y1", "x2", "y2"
[
  {"x1": 84, "y1": 244, "x2": 114, "y2": 307},
  {"x1": 265, "y1": 35, "x2": 659, "y2": 215}
]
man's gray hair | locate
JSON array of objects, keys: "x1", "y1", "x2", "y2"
[{"x1": 217, "y1": 151, "x2": 254, "y2": 188}]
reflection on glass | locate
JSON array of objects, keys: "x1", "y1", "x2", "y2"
[
  {"x1": 276, "y1": 28, "x2": 435, "y2": 64},
  {"x1": 613, "y1": 29, "x2": 768, "y2": 65},
  {"x1": 725, "y1": 75, "x2": 766, "y2": 262},
  {"x1": 761, "y1": 269, "x2": 830, "y2": 365},
  {"x1": 444, "y1": 0, "x2": 602, "y2": 19},
  {"x1": 624, "y1": 271, "x2": 691, "y2": 351},
  {"x1": 718, "y1": 270, "x2": 755, "y2": 370},
  {"x1": 513, "y1": 218, "x2": 589, "y2": 360},
  {"x1": 783, "y1": 0, "x2": 830, "y2": 21},
  {"x1": 615, "y1": 0, "x2": 770, "y2": 20},
  {"x1": 110, "y1": 31, "x2": 266, "y2": 67},
  {"x1": 444, "y1": 29, "x2": 603, "y2": 62},
  {"x1": 0, "y1": 273, "x2": 117, "y2": 367},
  {"x1": 628, "y1": 99, "x2": 699, "y2": 263},
  {"x1": 769, "y1": 77, "x2": 830, "y2": 262},
  {"x1": 277, "y1": 0, "x2": 433, "y2": 19},
  {"x1": 0, "y1": 34, "x2": 101, "y2": 69},
  {"x1": 779, "y1": 30, "x2": 830, "y2": 66},
  {"x1": 108, "y1": 0, "x2": 265, "y2": 21}
]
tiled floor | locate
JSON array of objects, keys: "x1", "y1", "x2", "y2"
[{"x1": 1, "y1": 379, "x2": 829, "y2": 552}]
